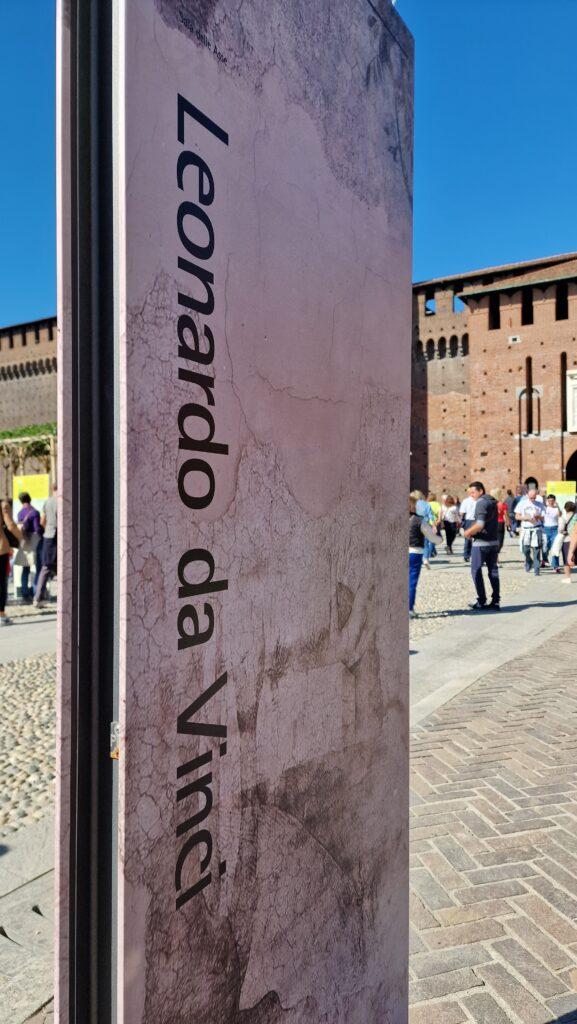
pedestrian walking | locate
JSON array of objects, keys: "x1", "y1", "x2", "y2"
[
  {"x1": 409, "y1": 495, "x2": 442, "y2": 618},
  {"x1": 15, "y1": 492, "x2": 42, "y2": 603},
  {"x1": 491, "y1": 488, "x2": 510, "y2": 553},
  {"x1": 567, "y1": 515, "x2": 577, "y2": 576},
  {"x1": 559, "y1": 503, "x2": 577, "y2": 584},
  {"x1": 463, "y1": 481, "x2": 501, "y2": 610},
  {"x1": 542, "y1": 494, "x2": 561, "y2": 566},
  {"x1": 510, "y1": 487, "x2": 523, "y2": 536},
  {"x1": 441, "y1": 496, "x2": 460, "y2": 554},
  {"x1": 460, "y1": 493, "x2": 477, "y2": 562},
  {"x1": 504, "y1": 489, "x2": 516, "y2": 536},
  {"x1": 0, "y1": 500, "x2": 22, "y2": 625},
  {"x1": 425, "y1": 492, "x2": 441, "y2": 564},
  {"x1": 549, "y1": 501, "x2": 574, "y2": 573},
  {"x1": 34, "y1": 484, "x2": 57, "y2": 607},
  {"x1": 410, "y1": 491, "x2": 439, "y2": 569},
  {"x1": 515, "y1": 480, "x2": 545, "y2": 575}
]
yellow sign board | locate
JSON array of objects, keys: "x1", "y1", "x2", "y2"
[
  {"x1": 546, "y1": 480, "x2": 576, "y2": 493},
  {"x1": 546, "y1": 481, "x2": 576, "y2": 506},
  {"x1": 12, "y1": 474, "x2": 51, "y2": 502}
]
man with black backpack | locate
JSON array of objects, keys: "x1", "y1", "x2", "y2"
[{"x1": 463, "y1": 481, "x2": 500, "y2": 611}]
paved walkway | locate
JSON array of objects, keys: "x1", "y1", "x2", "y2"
[
  {"x1": 410, "y1": 535, "x2": 538, "y2": 644},
  {"x1": 0, "y1": 610, "x2": 56, "y2": 666},
  {"x1": 411, "y1": 569, "x2": 577, "y2": 726},
  {"x1": 3, "y1": 577, "x2": 577, "y2": 1022},
  {"x1": 410, "y1": 623, "x2": 577, "y2": 1023},
  {"x1": 0, "y1": 818, "x2": 53, "y2": 1024}
]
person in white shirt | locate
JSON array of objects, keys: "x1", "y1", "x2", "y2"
[
  {"x1": 515, "y1": 479, "x2": 545, "y2": 575},
  {"x1": 442, "y1": 496, "x2": 461, "y2": 554},
  {"x1": 542, "y1": 494, "x2": 561, "y2": 566},
  {"x1": 460, "y1": 494, "x2": 477, "y2": 563}
]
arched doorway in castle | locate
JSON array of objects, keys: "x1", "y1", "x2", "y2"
[{"x1": 565, "y1": 449, "x2": 577, "y2": 486}]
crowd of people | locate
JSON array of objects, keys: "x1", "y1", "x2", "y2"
[
  {"x1": 409, "y1": 477, "x2": 577, "y2": 618},
  {"x1": 0, "y1": 486, "x2": 58, "y2": 625}
]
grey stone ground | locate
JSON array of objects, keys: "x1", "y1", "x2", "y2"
[
  {"x1": 410, "y1": 534, "x2": 542, "y2": 642},
  {"x1": 3, "y1": 548, "x2": 577, "y2": 1021},
  {"x1": 24, "y1": 1009, "x2": 53, "y2": 1023}
]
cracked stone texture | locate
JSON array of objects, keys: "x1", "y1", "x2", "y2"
[{"x1": 109, "y1": 1, "x2": 413, "y2": 1021}]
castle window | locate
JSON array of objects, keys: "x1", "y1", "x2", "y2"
[
  {"x1": 567, "y1": 369, "x2": 577, "y2": 432},
  {"x1": 525, "y1": 356, "x2": 534, "y2": 434},
  {"x1": 461, "y1": 333, "x2": 469, "y2": 356},
  {"x1": 521, "y1": 288, "x2": 534, "y2": 326},
  {"x1": 425, "y1": 287, "x2": 436, "y2": 316},
  {"x1": 415, "y1": 340, "x2": 424, "y2": 361},
  {"x1": 438, "y1": 337, "x2": 447, "y2": 359},
  {"x1": 561, "y1": 352, "x2": 568, "y2": 431},
  {"x1": 556, "y1": 281, "x2": 569, "y2": 320},
  {"x1": 426, "y1": 339, "x2": 435, "y2": 360},
  {"x1": 488, "y1": 293, "x2": 500, "y2": 330},
  {"x1": 449, "y1": 335, "x2": 458, "y2": 357},
  {"x1": 452, "y1": 284, "x2": 465, "y2": 313}
]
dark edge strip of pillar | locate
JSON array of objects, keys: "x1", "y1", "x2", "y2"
[{"x1": 69, "y1": 1, "x2": 115, "y2": 1020}]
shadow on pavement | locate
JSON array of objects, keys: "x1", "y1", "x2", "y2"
[
  {"x1": 414, "y1": 599, "x2": 576, "y2": 622},
  {"x1": 10, "y1": 613, "x2": 57, "y2": 624}
]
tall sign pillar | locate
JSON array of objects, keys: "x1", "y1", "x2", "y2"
[{"x1": 57, "y1": 1, "x2": 414, "y2": 1020}]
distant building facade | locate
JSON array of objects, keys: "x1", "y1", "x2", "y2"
[
  {"x1": 411, "y1": 253, "x2": 577, "y2": 496},
  {"x1": 0, "y1": 316, "x2": 57, "y2": 429}
]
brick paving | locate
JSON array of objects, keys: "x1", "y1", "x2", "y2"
[{"x1": 410, "y1": 625, "x2": 577, "y2": 1023}]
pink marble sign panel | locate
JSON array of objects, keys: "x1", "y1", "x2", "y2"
[{"x1": 118, "y1": 1, "x2": 413, "y2": 1021}]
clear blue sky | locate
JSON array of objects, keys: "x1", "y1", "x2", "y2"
[
  {"x1": 399, "y1": 0, "x2": 577, "y2": 282},
  {"x1": 0, "y1": 1, "x2": 55, "y2": 327},
  {"x1": 0, "y1": 1, "x2": 576, "y2": 325}
]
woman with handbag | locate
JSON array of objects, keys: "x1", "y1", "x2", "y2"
[{"x1": 0, "y1": 499, "x2": 22, "y2": 625}]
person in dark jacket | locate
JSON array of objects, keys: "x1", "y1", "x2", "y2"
[{"x1": 463, "y1": 481, "x2": 500, "y2": 611}]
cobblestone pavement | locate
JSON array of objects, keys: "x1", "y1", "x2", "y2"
[
  {"x1": 0, "y1": 653, "x2": 56, "y2": 838},
  {"x1": 410, "y1": 536, "x2": 555, "y2": 643},
  {"x1": 410, "y1": 625, "x2": 577, "y2": 1023}
]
